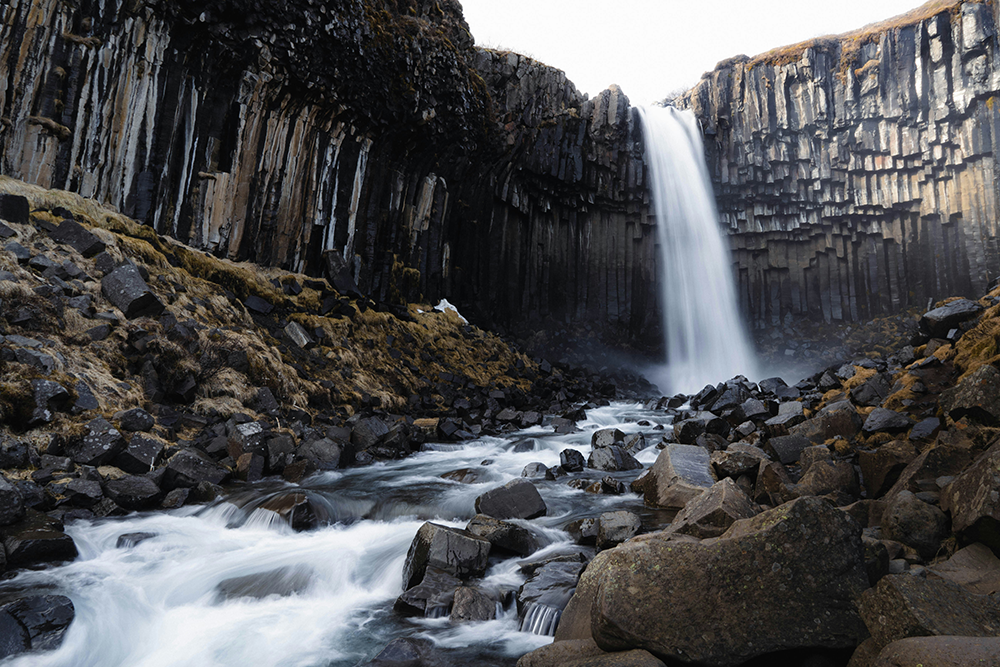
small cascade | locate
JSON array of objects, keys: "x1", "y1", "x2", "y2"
[
  {"x1": 518, "y1": 603, "x2": 562, "y2": 636},
  {"x1": 637, "y1": 105, "x2": 758, "y2": 394}
]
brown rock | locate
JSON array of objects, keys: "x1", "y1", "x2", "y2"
[
  {"x1": 873, "y1": 636, "x2": 1000, "y2": 667},
  {"x1": 517, "y1": 639, "x2": 667, "y2": 667},
  {"x1": 941, "y1": 441, "x2": 1000, "y2": 551},
  {"x1": 858, "y1": 440, "x2": 918, "y2": 499},
  {"x1": 667, "y1": 478, "x2": 760, "y2": 539}
]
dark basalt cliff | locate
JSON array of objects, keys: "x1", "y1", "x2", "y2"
[
  {"x1": 7, "y1": 0, "x2": 1000, "y2": 354},
  {"x1": 678, "y1": 0, "x2": 1000, "y2": 329},
  {"x1": 0, "y1": 0, "x2": 655, "y2": 351}
]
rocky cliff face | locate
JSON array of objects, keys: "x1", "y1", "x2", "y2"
[
  {"x1": 0, "y1": 0, "x2": 655, "y2": 351},
  {"x1": 678, "y1": 0, "x2": 1000, "y2": 330}
]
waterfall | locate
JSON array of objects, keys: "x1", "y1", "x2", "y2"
[{"x1": 637, "y1": 105, "x2": 758, "y2": 395}]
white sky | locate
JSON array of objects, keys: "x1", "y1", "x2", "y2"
[{"x1": 460, "y1": 0, "x2": 927, "y2": 105}]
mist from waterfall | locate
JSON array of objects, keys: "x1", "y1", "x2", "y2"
[{"x1": 637, "y1": 105, "x2": 758, "y2": 395}]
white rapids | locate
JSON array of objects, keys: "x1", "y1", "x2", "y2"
[
  {"x1": 637, "y1": 105, "x2": 758, "y2": 395},
  {"x1": 0, "y1": 404, "x2": 673, "y2": 667}
]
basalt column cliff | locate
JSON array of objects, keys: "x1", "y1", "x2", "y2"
[
  {"x1": 0, "y1": 0, "x2": 656, "y2": 348},
  {"x1": 679, "y1": 1, "x2": 1000, "y2": 330}
]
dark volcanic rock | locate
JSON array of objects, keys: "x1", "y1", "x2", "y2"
[
  {"x1": 577, "y1": 497, "x2": 868, "y2": 665},
  {"x1": 103, "y1": 475, "x2": 163, "y2": 510},
  {"x1": 101, "y1": 264, "x2": 164, "y2": 319},
  {"x1": 0, "y1": 610, "x2": 28, "y2": 660},
  {"x1": 114, "y1": 408, "x2": 154, "y2": 432},
  {"x1": 858, "y1": 440, "x2": 918, "y2": 499},
  {"x1": 450, "y1": 586, "x2": 497, "y2": 623},
  {"x1": 49, "y1": 219, "x2": 106, "y2": 257},
  {"x1": 0, "y1": 195, "x2": 29, "y2": 225},
  {"x1": 2, "y1": 511, "x2": 78, "y2": 569},
  {"x1": 764, "y1": 434, "x2": 811, "y2": 465},
  {"x1": 595, "y1": 511, "x2": 641, "y2": 550},
  {"x1": 65, "y1": 417, "x2": 127, "y2": 466},
  {"x1": 560, "y1": 449, "x2": 586, "y2": 473},
  {"x1": 162, "y1": 449, "x2": 230, "y2": 489},
  {"x1": 113, "y1": 435, "x2": 165, "y2": 474},
  {"x1": 401, "y1": 522, "x2": 490, "y2": 592},
  {"x1": 862, "y1": 408, "x2": 913, "y2": 435},
  {"x1": 859, "y1": 575, "x2": 1000, "y2": 650},
  {"x1": 881, "y1": 490, "x2": 949, "y2": 561},
  {"x1": 941, "y1": 441, "x2": 1000, "y2": 547},
  {"x1": 2, "y1": 595, "x2": 74, "y2": 652},
  {"x1": 587, "y1": 446, "x2": 641, "y2": 472},
  {"x1": 940, "y1": 364, "x2": 1000, "y2": 425},
  {"x1": 517, "y1": 639, "x2": 667, "y2": 667},
  {"x1": 475, "y1": 479, "x2": 546, "y2": 520},
  {"x1": 642, "y1": 444, "x2": 716, "y2": 510},
  {"x1": 667, "y1": 478, "x2": 759, "y2": 539},
  {"x1": 29, "y1": 380, "x2": 70, "y2": 426},
  {"x1": 0, "y1": 476, "x2": 25, "y2": 526},
  {"x1": 920, "y1": 299, "x2": 984, "y2": 338},
  {"x1": 873, "y1": 636, "x2": 1000, "y2": 667},
  {"x1": 518, "y1": 560, "x2": 586, "y2": 636},
  {"x1": 466, "y1": 514, "x2": 540, "y2": 556}
]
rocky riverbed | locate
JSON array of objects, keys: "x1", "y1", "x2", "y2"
[{"x1": 2, "y1": 178, "x2": 1000, "y2": 666}]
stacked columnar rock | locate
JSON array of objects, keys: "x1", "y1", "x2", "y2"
[{"x1": 678, "y1": 2, "x2": 1000, "y2": 328}]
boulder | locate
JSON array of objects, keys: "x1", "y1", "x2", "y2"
[
  {"x1": 29, "y1": 380, "x2": 70, "y2": 426},
  {"x1": 940, "y1": 364, "x2": 1000, "y2": 425},
  {"x1": 466, "y1": 514, "x2": 540, "y2": 556},
  {"x1": 517, "y1": 639, "x2": 667, "y2": 667},
  {"x1": 162, "y1": 449, "x2": 230, "y2": 490},
  {"x1": 673, "y1": 419, "x2": 706, "y2": 444},
  {"x1": 928, "y1": 543, "x2": 1000, "y2": 595},
  {"x1": 114, "y1": 408, "x2": 154, "y2": 432},
  {"x1": 298, "y1": 438, "x2": 343, "y2": 471},
  {"x1": 753, "y1": 459, "x2": 796, "y2": 506},
  {"x1": 873, "y1": 636, "x2": 1000, "y2": 667},
  {"x1": 2, "y1": 511, "x2": 78, "y2": 569},
  {"x1": 850, "y1": 374, "x2": 892, "y2": 407},
  {"x1": 363, "y1": 637, "x2": 444, "y2": 667},
  {"x1": 941, "y1": 441, "x2": 1000, "y2": 548},
  {"x1": 881, "y1": 490, "x2": 949, "y2": 561},
  {"x1": 885, "y1": 445, "x2": 972, "y2": 500},
  {"x1": 595, "y1": 511, "x2": 641, "y2": 550},
  {"x1": 642, "y1": 445, "x2": 716, "y2": 510},
  {"x1": 566, "y1": 517, "x2": 599, "y2": 546},
  {"x1": 858, "y1": 440, "x2": 918, "y2": 499},
  {"x1": 0, "y1": 610, "x2": 28, "y2": 660},
  {"x1": 522, "y1": 462, "x2": 554, "y2": 480},
  {"x1": 862, "y1": 408, "x2": 913, "y2": 435},
  {"x1": 49, "y1": 219, "x2": 105, "y2": 257},
  {"x1": 0, "y1": 194, "x2": 28, "y2": 224},
  {"x1": 518, "y1": 560, "x2": 586, "y2": 636},
  {"x1": 450, "y1": 586, "x2": 497, "y2": 623},
  {"x1": 351, "y1": 417, "x2": 390, "y2": 450},
  {"x1": 592, "y1": 429, "x2": 625, "y2": 448},
  {"x1": 789, "y1": 401, "x2": 863, "y2": 444},
  {"x1": 100, "y1": 264, "x2": 164, "y2": 319},
  {"x1": 763, "y1": 402, "x2": 805, "y2": 436},
  {"x1": 560, "y1": 449, "x2": 586, "y2": 472},
  {"x1": 764, "y1": 434, "x2": 811, "y2": 465},
  {"x1": 395, "y1": 566, "x2": 461, "y2": 617},
  {"x1": 0, "y1": 477, "x2": 25, "y2": 525},
  {"x1": 103, "y1": 475, "x2": 163, "y2": 510},
  {"x1": 65, "y1": 417, "x2": 127, "y2": 467},
  {"x1": 1, "y1": 595, "x2": 74, "y2": 652},
  {"x1": 795, "y1": 461, "x2": 861, "y2": 503},
  {"x1": 113, "y1": 435, "x2": 165, "y2": 474},
  {"x1": 579, "y1": 497, "x2": 868, "y2": 665},
  {"x1": 475, "y1": 479, "x2": 546, "y2": 520},
  {"x1": 710, "y1": 445, "x2": 767, "y2": 479},
  {"x1": 63, "y1": 478, "x2": 103, "y2": 508},
  {"x1": 587, "y1": 446, "x2": 641, "y2": 472},
  {"x1": 401, "y1": 522, "x2": 491, "y2": 591},
  {"x1": 667, "y1": 478, "x2": 760, "y2": 539},
  {"x1": 920, "y1": 299, "x2": 984, "y2": 338},
  {"x1": 858, "y1": 575, "x2": 1000, "y2": 650}
]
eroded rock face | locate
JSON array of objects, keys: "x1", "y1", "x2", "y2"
[
  {"x1": 678, "y1": 2, "x2": 1000, "y2": 328},
  {"x1": 576, "y1": 497, "x2": 868, "y2": 666}
]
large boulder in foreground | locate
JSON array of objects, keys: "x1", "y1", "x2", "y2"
[
  {"x1": 563, "y1": 497, "x2": 868, "y2": 666},
  {"x1": 940, "y1": 365, "x2": 1000, "y2": 425},
  {"x1": 872, "y1": 636, "x2": 1000, "y2": 667},
  {"x1": 517, "y1": 639, "x2": 666, "y2": 667},
  {"x1": 642, "y1": 445, "x2": 716, "y2": 510},
  {"x1": 920, "y1": 298, "x2": 983, "y2": 338},
  {"x1": 941, "y1": 441, "x2": 1000, "y2": 550}
]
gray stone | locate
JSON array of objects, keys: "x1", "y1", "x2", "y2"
[
  {"x1": 475, "y1": 479, "x2": 546, "y2": 520},
  {"x1": 65, "y1": 417, "x2": 126, "y2": 466},
  {"x1": 162, "y1": 449, "x2": 230, "y2": 489},
  {"x1": 2, "y1": 511, "x2": 78, "y2": 568},
  {"x1": 940, "y1": 364, "x2": 1000, "y2": 425},
  {"x1": 921, "y1": 299, "x2": 984, "y2": 338},
  {"x1": 711, "y1": 445, "x2": 767, "y2": 479},
  {"x1": 517, "y1": 639, "x2": 667, "y2": 667},
  {"x1": 29, "y1": 379, "x2": 70, "y2": 426},
  {"x1": 596, "y1": 511, "x2": 641, "y2": 550},
  {"x1": 764, "y1": 434, "x2": 811, "y2": 464},
  {"x1": 100, "y1": 264, "x2": 164, "y2": 319},
  {"x1": 591, "y1": 428, "x2": 624, "y2": 448},
  {"x1": 298, "y1": 438, "x2": 342, "y2": 471},
  {"x1": 576, "y1": 497, "x2": 868, "y2": 665},
  {"x1": 859, "y1": 440, "x2": 918, "y2": 499},
  {"x1": 401, "y1": 522, "x2": 491, "y2": 590},
  {"x1": 113, "y1": 435, "x2": 164, "y2": 474},
  {"x1": 114, "y1": 408, "x2": 154, "y2": 432},
  {"x1": 0, "y1": 477, "x2": 24, "y2": 525},
  {"x1": 941, "y1": 441, "x2": 1000, "y2": 546},
  {"x1": 103, "y1": 475, "x2": 162, "y2": 510},
  {"x1": 927, "y1": 543, "x2": 1000, "y2": 595},
  {"x1": 668, "y1": 477, "x2": 760, "y2": 539},
  {"x1": 522, "y1": 462, "x2": 554, "y2": 480},
  {"x1": 450, "y1": 586, "x2": 497, "y2": 623},
  {"x1": 882, "y1": 490, "x2": 949, "y2": 561},
  {"x1": 283, "y1": 321, "x2": 315, "y2": 349},
  {"x1": 351, "y1": 417, "x2": 389, "y2": 450},
  {"x1": 859, "y1": 575, "x2": 1000, "y2": 651},
  {"x1": 2, "y1": 594, "x2": 74, "y2": 652},
  {"x1": 587, "y1": 446, "x2": 641, "y2": 472},
  {"x1": 560, "y1": 449, "x2": 585, "y2": 472},
  {"x1": 795, "y1": 460, "x2": 861, "y2": 502},
  {"x1": 790, "y1": 401, "x2": 863, "y2": 444},
  {"x1": 466, "y1": 514, "x2": 539, "y2": 556},
  {"x1": 49, "y1": 219, "x2": 106, "y2": 257},
  {"x1": 63, "y1": 478, "x2": 102, "y2": 508},
  {"x1": 642, "y1": 444, "x2": 716, "y2": 510},
  {"x1": 873, "y1": 636, "x2": 1000, "y2": 667},
  {"x1": 863, "y1": 408, "x2": 913, "y2": 435}
]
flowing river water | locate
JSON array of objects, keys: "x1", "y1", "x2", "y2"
[{"x1": 0, "y1": 404, "x2": 677, "y2": 667}]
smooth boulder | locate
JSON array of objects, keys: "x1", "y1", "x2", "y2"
[
  {"x1": 577, "y1": 497, "x2": 869, "y2": 666},
  {"x1": 475, "y1": 479, "x2": 546, "y2": 520},
  {"x1": 401, "y1": 522, "x2": 491, "y2": 591},
  {"x1": 642, "y1": 445, "x2": 716, "y2": 510},
  {"x1": 667, "y1": 478, "x2": 759, "y2": 539}
]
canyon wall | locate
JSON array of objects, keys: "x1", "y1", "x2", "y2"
[
  {"x1": 0, "y1": 0, "x2": 656, "y2": 349},
  {"x1": 678, "y1": 0, "x2": 1000, "y2": 329}
]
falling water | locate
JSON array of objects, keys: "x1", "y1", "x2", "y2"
[{"x1": 637, "y1": 105, "x2": 757, "y2": 394}]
